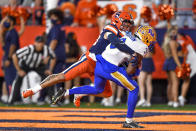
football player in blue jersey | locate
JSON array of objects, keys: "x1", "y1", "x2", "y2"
[{"x1": 52, "y1": 25, "x2": 157, "y2": 128}]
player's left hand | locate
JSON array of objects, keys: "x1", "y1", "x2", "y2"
[
  {"x1": 126, "y1": 56, "x2": 139, "y2": 75},
  {"x1": 129, "y1": 56, "x2": 139, "y2": 67}
]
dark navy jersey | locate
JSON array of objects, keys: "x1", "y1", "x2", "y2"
[
  {"x1": 89, "y1": 24, "x2": 124, "y2": 55},
  {"x1": 47, "y1": 24, "x2": 66, "y2": 62},
  {"x1": 3, "y1": 28, "x2": 20, "y2": 60}
]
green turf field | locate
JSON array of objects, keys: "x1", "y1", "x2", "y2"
[{"x1": 0, "y1": 102, "x2": 196, "y2": 111}]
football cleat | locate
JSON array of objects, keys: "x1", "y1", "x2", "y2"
[
  {"x1": 51, "y1": 88, "x2": 66, "y2": 105},
  {"x1": 122, "y1": 121, "x2": 144, "y2": 128},
  {"x1": 22, "y1": 89, "x2": 34, "y2": 98},
  {"x1": 73, "y1": 94, "x2": 82, "y2": 107}
]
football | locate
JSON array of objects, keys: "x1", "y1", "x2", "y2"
[{"x1": 126, "y1": 53, "x2": 143, "y2": 75}]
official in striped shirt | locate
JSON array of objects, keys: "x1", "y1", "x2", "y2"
[{"x1": 9, "y1": 36, "x2": 56, "y2": 104}]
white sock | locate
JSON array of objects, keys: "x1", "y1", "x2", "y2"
[
  {"x1": 32, "y1": 84, "x2": 42, "y2": 94},
  {"x1": 64, "y1": 90, "x2": 69, "y2": 96},
  {"x1": 126, "y1": 118, "x2": 133, "y2": 123}
]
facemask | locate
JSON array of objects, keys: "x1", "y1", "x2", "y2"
[
  {"x1": 3, "y1": 22, "x2": 10, "y2": 28},
  {"x1": 51, "y1": 19, "x2": 57, "y2": 25}
]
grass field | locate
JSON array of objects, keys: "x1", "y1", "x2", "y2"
[
  {"x1": 1, "y1": 102, "x2": 196, "y2": 110},
  {"x1": 0, "y1": 103, "x2": 196, "y2": 131}
]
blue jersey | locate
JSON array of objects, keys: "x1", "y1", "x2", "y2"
[
  {"x1": 47, "y1": 24, "x2": 66, "y2": 62},
  {"x1": 89, "y1": 24, "x2": 124, "y2": 55},
  {"x1": 3, "y1": 28, "x2": 20, "y2": 60}
]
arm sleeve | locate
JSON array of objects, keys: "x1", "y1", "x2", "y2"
[{"x1": 107, "y1": 33, "x2": 134, "y2": 55}]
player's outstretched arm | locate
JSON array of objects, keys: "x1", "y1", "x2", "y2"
[{"x1": 107, "y1": 33, "x2": 135, "y2": 55}]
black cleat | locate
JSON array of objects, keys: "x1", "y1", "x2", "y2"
[
  {"x1": 122, "y1": 121, "x2": 144, "y2": 128},
  {"x1": 51, "y1": 88, "x2": 66, "y2": 105}
]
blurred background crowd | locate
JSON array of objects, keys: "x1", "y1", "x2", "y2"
[{"x1": 0, "y1": 0, "x2": 196, "y2": 108}]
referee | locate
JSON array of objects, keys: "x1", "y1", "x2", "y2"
[{"x1": 9, "y1": 36, "x2": 56, "y2": 104}]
